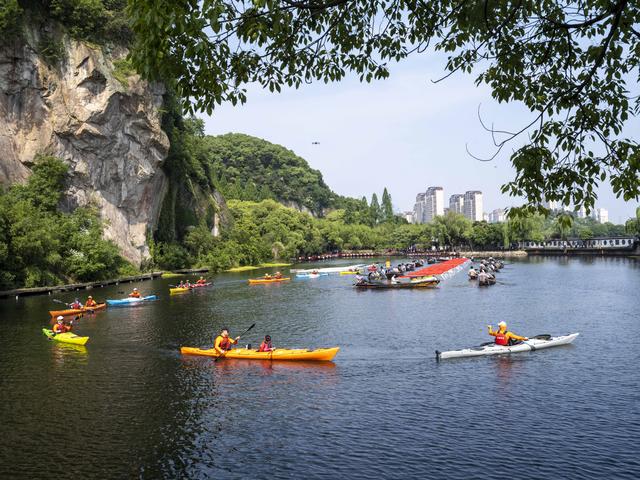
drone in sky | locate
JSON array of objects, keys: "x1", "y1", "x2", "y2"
[{"x1": 312, "y1": 141, "x2": 320, "y2": 145}]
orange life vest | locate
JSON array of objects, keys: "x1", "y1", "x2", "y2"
[{"x1": 258, "y1": 341, "x2": 272, "y2": 352}]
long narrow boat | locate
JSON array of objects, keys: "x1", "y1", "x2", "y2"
[
  {"x1": 291, "y1": 264, "x2": 365, "y2": 274},
  {"x1": 436, "y1": 333, "x2": 580, "y2": 360},
  {"x1": 354, "y1": 276, "x2": 440, "y2": 289},
  {"x1": 170, "y1": 287, "x2": 190, "y2": 294},
  {"x1": 248, "y1": 277, "x2": 291, "y2": 285},
  {"x1": 106, "y1": 295, "x2": 158, "y2": 306},
  {"x1": 49, "y1": 303, "x2": 107, "y2": 317},
  {"x1": 180, "y1": 346, "x2": 340, "y2": 361},
  {"x1": 296, "y1": 272, "x2": 329, "y2": 278},
  {"x1": 190, "y1": 282, "x2": 212, "y2": 289},
  {"x1": 42, "y1": 328, "x2": 90, "y2": 346}
]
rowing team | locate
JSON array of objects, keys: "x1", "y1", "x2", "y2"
[
  {"x1": 177, "y1": 276, "x2": 209, "y2": 288},
  {"x1": 67, "y1": 296, "x2": 99, "y2": 309},
  {"x1": 263, "y1": 272, "x2": 283, "y2": 280},
  {"x1": 214, "y1": 327, "x2": 274, "y2": 353}
]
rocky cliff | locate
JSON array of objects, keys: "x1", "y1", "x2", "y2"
[{"x1": 0, "y1": 25, "x2": 169, "y2": 266}]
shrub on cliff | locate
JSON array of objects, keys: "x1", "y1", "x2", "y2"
[{"x1": 0, "y1": 156, "x2": 134, "y2": 289}]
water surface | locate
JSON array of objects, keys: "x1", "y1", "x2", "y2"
[{"x1": 1, "y1": 257, "x2": 639, "y2": 479}]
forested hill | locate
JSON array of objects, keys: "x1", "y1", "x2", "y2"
[{"x1": 202, "y1": 133, "x2": 335, "y2": 216}]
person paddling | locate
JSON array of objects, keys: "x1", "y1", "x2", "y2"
[
  {"x1": 85, "y1": 296, "x2": 97, "y2": 308},
  {"x1": 258, "y1": 335, "x2": 274, "y2": 352},
  {"x1": 70, "y1": 298, "x2": 82, "y2": 309},
  {"x1": 129, "y1": 288, "x2": 141, "y2": 298},
  {"x1": 214, "y1": 327, "x2": 241, "y2": 355},
  {"x1": 274, "y1": 271, "x2": 283, "y2": 279},
  {"x1": 196, "y1": 276, "x2": 206, "y2": 285},
  {"x1": 53, "y1": 316, "x2": 72, "y2": 334},
  {"x1": 488, "y1": 321, "x2": 528, "y2": 346}
]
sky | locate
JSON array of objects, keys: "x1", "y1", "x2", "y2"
[{"x1": 202, "y1": 55, "x2": 639, "y2": 224}]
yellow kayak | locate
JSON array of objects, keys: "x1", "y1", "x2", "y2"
[
  {"x1": 43, "y1": 328, "x2": 89, "y2": 346},
  {"x1": 180, "y1": 346, "x2": 339, "y2": 361},
  {"x1": 170, "y1": 287, "x2": 190, "y2": 294},
  {"x1": 339, "y1": 271, "x2": 358, "y2": 275},
  {"x1": 248, "y1": 277, "x2": 291, "y2": 285}
]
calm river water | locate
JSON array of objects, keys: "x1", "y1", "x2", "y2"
[{"x1": 1, "y1": 257, "x2": 639, "y2": 479}]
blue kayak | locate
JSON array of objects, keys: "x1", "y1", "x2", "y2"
[{"x1": 106, "y1": 295, "x2": 158, "y2": 306}]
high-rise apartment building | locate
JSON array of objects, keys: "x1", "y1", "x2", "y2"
[
  {"x1": 424, "y1": 187, "x2": 444, "y2": 222},
  {"x1": 413, "y1": 193, "x2": 426, "y2": 224},
  {"x1": 593, "y1": 208, "x2": 609, "y2": 224},
  {"x1": 463, "y1": 191, "x2": 483, "y2": 222},
  {"x1": 488, "y1": 208, "x2": 506, "y2": 223},
  {"x1": 449, "y1": 194, "x2": 465, "y2": 214}
]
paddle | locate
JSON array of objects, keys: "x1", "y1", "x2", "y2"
[
  {"x1": 214, "y1": 323, "x2": 256, "y2": 363},
  {"x1": 52, "y1": 299, "x2": 71, "y2": 307}
]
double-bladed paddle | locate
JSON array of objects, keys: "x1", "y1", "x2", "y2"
[{"x1": 214, "y1": 323, "x2": 256, "y2": 363}]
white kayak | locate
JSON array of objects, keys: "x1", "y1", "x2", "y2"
[
  {"x1": 436, "y1": 333, "x2": 580, "y2": 360},
  {"x1": 291, "y1": 264, "x2": 365, "y2": 274}
]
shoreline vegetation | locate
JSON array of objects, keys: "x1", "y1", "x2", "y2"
[{"x1": 226, "y1": 263, "x2": 292, "y2": 272}]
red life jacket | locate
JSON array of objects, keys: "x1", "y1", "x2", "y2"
[
  {"x1": 495, "y1": 331, "x2": 509, "y2": 346},
  {"x1": 219, "y1": 336, "x2": 231, "y2": 350},
  {"x1": 258, "y1": 341, "x2": 272, "y2": 352}
]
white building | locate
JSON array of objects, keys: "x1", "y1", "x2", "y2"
[
  {"x1": 424, "y1": 187, "x2": 444, "y2": 222},
  {"x1": 593, "y1": 208, "x2": 609, "y2": 224},
  {"x1": 403, "y1": 211, "x2": 414, "y2": 224},
  {"x1": 575, "y1": 206, "x2": 587, "y2": 218},
  {"x1": 463, "y1": 191, "x2": 483, "y2": 222},
  {"x1": 541, "y1": 197, "x2": 561, "y2": 212},
  {"x1": 488, "y1": 208, "x2": 506, "y2": 223},
  {"x1": 449, "y1": 194, "x2": 465, "y2": 214},
  {"x1": 412, "y1": 193, "x2": 426, "y2": 224}
]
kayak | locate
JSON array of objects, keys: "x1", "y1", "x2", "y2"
[
  {"x1": 180, "y1": 346, "x2": 340, "y2": 361},
  {"x1": 297, "y1": 272, "x2": 329, "y2": 278},
  {"x1": 170, "y1": 287, "x2": 190, "y2": 294},
  {"x1": 436, "y1": 333, "x2": 580, "y2": 360},
  {"x1": 291, "y1": 264, "x2": 365, "y2": 274},
  {"x1": 248, "y1": 277, "x2": 291, "y2": 284},
  {"x1": 106, "y1": 295, "x2": 158, "y2": 306},
  {"x1": 42, "y1": 328, "x2": 89, "y2": 346},
  {"x1": 49, "y1": 303, "x2": 106, "y2": 317},
  {"x1": 190, "y1": 282, "x2": 212, "y2": 289},
  {"x1": 339, "y1": 270, "x2": 359, "y2": 275}
]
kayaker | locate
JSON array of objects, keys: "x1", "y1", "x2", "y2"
[
  {"x1": 214, "y1": 327, "x2": 240, "y2": 354},
  {"x1": 274, "y1": 271, "x2": 283, "y2": 279},
  {"x1": 53, "y1": 316, "x2": 72, "y2": 334},
  {"x1": 488, "y1": 321, "x2": 528, "y2": 346},
  {"x1": 264, "y1": 273, "x2": 272, "y2": 280},
  {"x1": 70, "y1": 298, "x2": 82, "y2": 309},
  {"x1": 196, "y1": 276, "x2": 206, "y2": 285},
  {"x1": 129, "y1": 288, "x2": 141, "y2": 298},
  {"x1": 85, "y1": 296, "x2": 97, "y2": 308},
  {"x1": 258, "y1": 335, "x2": 275, "y2": 352}
]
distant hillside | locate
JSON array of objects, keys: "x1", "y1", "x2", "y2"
[{"x1": 202, "y1": 133, "x2": 335, "y2": 216}]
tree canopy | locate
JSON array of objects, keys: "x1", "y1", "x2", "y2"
[{"x1": 128, "y1": 0, "x2": 640, "y2": 213}]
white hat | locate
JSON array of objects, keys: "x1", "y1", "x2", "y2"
[
  {"x1": 57, "y1": 316, "x2": 64, "y2": 321},
  {"x1": 498, "y1": 321, "x2": 507, "y2": 327}
]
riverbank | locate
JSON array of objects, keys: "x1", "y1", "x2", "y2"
[
  {"x1": 459, "y1": 250, "x2": 528, "y2": 258},
  {"x1": 0, "y1": 272, "x2": 164, "y2": 299}
]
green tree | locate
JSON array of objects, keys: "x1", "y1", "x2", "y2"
[
  {"x1": 381, "y1": 187, "x2": 394, "y2": 223},
  {"x1": 129, "y1": 0, "x2": 640, "y2": 211},
  {"x1": 369, "y1": 193, "x2": 381, "y2": 225}
]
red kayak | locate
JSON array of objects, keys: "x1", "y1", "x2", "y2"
[{"x1": 190, "y1": 282, "x2": 212, "y2": 289}]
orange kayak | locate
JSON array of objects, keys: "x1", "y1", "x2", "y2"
[
  {"x1": 180, "y1": 346, "x2": 339, "y2": 361},
  {"x1": 49, "y1": 303, "x2": 106, "y2": 317},
  {"x1": 248, "y1": 277, "x2": 291, "y2": 285}
]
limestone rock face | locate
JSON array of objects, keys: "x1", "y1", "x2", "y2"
[{"x1": 0, "y1": 28, "x2": 169, "y2": 265}]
